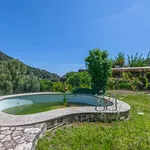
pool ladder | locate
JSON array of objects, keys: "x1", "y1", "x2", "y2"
[{"x1": 96, "y1": 93, "x2": 117, "y2": 111}]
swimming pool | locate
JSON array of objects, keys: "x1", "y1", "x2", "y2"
[
  {"x1": 0, "y1": 92, "x2": 130, "y2": 126},
  {"x1": 0, "y1": 93, "x2": 113, "y2": 115}
]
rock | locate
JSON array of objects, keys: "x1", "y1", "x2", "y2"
[
  {"x1": 1, "y1": 130, "x2": 12, "y2": 135},
  {"x1": 15, "y1": 137, "x2": 26, "y2": 144},
  {"x1": 0, "y1": 134, "x2": 6, "y2": 140},
  {"x1": 12, "y1": 131, "x2": 23, "y2": 137},
  {"x1": 0, "y1": 127, "x2": 10, "y2": 131},
  {"x1": 13, "y1": 136, "x2": 21, "y2": 140},
  {"x1": 16, "y1": 127, "x2": 24, "y2": 131},
  {"x1": 3, "y1": 140, "x2": 16, "y2": 149},
  {"x1": 10, "y1": 127, "x2": 15, "y2": 131},
  {"x1": 24, "y1": 128, "x2": 40, "y2": 134},
  {"x1": 14, "y1": 142, "x2": 32, "y2": 150},
  {"x1": 0, "y1": 143, "x2": 4, "y2": 148},
  {"x1": 23, "y1": 133, "x2": 36, "y2": 142},
  {"x1": 0, "y1": 147, "x2": 5, "y2": 150},
  {"x1": 1, "y1": 135, "x2": 11, "y2": 142}
]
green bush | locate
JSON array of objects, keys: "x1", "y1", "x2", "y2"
[
  {"x1": 118, "y1": 78, "x2": 132, "y2": 90},
  {"x1": 119, "y1": 82, "x2": 131, "y2": 90},
  {"x1": 107, "y1": 78, "x2": 116, "y2": 90},
  {"x1": 72, "y1": 87, "x2": 94, "y2": 94},
  {"x1": 140, "y1": 77, "x2": 149, "y2": 90},
  {"x1": 131, "y1": 78, "x2": 143, "y2": 91},
  {"x1": 147, "y1": 83, "x2": 150, "y2": 90},
  {"x1": 107, "y1": 77, "x2": 149, "y2": 91},
  {"x1": 52, "y1": 82, "x2": 64, "y2": 92}
]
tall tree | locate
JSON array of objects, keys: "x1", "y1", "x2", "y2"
[
  {"x1": 85, "y1": 48, "x2": 112, "y2": 94},
  {"x1": 0, "y1": 63, "x2": 13, "y2": 95},
  {"x1": 5, "y1": 59, "x2": 27, "y2": 92}
]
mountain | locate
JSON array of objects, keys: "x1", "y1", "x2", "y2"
[
  {"x1": 0, "y1": 51, "x2": 60, "y2": 81},
  {"x1": 0, "y1": 51, "x2": 13, "y2": 61}
]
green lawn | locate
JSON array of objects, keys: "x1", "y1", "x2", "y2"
[
  {"x1": 36, "y1": 92, "x2": 150, "y2": 150},
  {"x1": 2, "y1": 102, "x2": 91, "y2": 115}
]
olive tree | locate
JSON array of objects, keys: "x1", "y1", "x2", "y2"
[{"x1": 85, "y1": 48, "x2": 112, "y2": 94}]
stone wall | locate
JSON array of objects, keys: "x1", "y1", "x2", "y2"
[{"x1": 46, "y1": 111, "x2": 130, "y2": 129}]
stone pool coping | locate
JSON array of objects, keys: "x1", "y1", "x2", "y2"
[{"x1": 0, "y1": 92, "x2": 130, "y2": 127}]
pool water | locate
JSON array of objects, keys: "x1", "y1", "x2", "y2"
[
  {"x1": 2, "y1": 102, "x2": 92, "y2": 115},
  {"x1": 0, "y1": 94, "x2": 113, "y2": 115}
]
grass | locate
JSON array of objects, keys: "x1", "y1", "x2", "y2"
[
  {"x1": 36, "y1": 92, "x2": 150, "y2": 150},
  {"x1": 2, "y1": 102, "x2": 91, "y2": 115}
]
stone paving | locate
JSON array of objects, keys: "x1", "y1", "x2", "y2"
[{"x1": 0, "y1": 123, "x2": 47, "y2": 150}]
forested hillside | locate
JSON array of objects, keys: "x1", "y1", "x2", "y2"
[
  {"x1": 0, "y1": 51, "x2": 60, "y2": 80},
  {"x1": 0, "y1": 51, "x2": 60, "y2": 95}
]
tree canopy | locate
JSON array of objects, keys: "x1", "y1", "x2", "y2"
[{"x1": 85, "y1": 48, "x2": 112, "y2": 94}]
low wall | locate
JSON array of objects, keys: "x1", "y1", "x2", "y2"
[{"x1": 46, "y1": 111, "x2": 130, "y2": 129}]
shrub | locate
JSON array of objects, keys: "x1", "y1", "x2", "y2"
[
  {"x1": 117, "y1": 78, "x2": 131, "y2": 90},
  {"x1": 139, "y1": 77, "x2": 149, "y2": 90},
  {"x1": 147, "y1": 83, "x2": 150, "y2": 90},
  {"x1": 131, "y1": 78, "x2": 143, "y2": 91},
  {"x1": 72, "y1": 87, "x2": 94, "y2": 94},
  {"x1": 119, "y1": 82, "x2": 131, "y2": 90},
  {"x1": 107, "y1": 78, "x2": 116, "y2": 90},
  {"x1": 52, "y1": 82, "x2": 64, "y2": 92},
  {"x1": 107, "y1": 77, "x2": 146, "y2": 91}
]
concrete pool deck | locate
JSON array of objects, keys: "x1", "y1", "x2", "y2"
[{"x1": 0, "y1": 92, "x2": 130, "y2": 150}]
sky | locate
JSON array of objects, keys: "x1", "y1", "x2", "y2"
[{"x1": 0, "y1": 0, "x2": 150, "y2": 76}]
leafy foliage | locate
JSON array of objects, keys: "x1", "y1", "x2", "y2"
[
  {"x1": 0, "y1": 59, "x2": 41, "y2": 95},
  {"x1": 40, "y1": 79, "x2": 53, "y2": 92},
  {"x1": 127, "y1": 52, "x2": 150, "y2": 67},
  {"x1": 0, "y1": 51, "x2": 60, "y2": 95},
  {"x1": 0, "y1": 51, "x2": 60, "y2": 81},
  {"x1": 27, "y1": 66, "x2": 60, "y2": 81},
  {"x1": 107, "y1": 77, "x2": 146, "y2": 91},
  {"x1": 0, "y1": 50, "x2": 149, "y2": 95},
  {"x1": 62, "y1": 71, "x2": 76, "y2": 79},
  {"x1": 66, "y1": 72, "x2": 91, "y2": 89},
  {"x1": 52, "y1": 82, "x2": 64, "y2": 92},
  {"x1": 72, "y1": 87, "x2": 93, "y2": 94},
  {"x1": 0, "y1": 51, "x2": 13, "y2": 61},
  {"x1": 113, "y1": 52, "x2": 125, "y2": 67},
  {"x1": 85, "y1": 49, "x2": 112, "y2": 94}
]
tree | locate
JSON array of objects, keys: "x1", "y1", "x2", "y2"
[
  {"x1": 62, "y1": 72, "x2": 76, "y2": 79},
  {"x1": 23, "y1": 74, "x2": 40, "y2": 93},
  {"x1": 113, "y1": 52, "x2": 125, "y2": 67},
  {"x1": 0, "y1": 64, "x2": 13, "y2": 95},
  {"x1": 66, "y1": 72, "x2": 91, "y2": 88},
  {"x1": 5, "y1": 59, "x2": 27, "y2": 92},
  {"x1": 85, "y1": 48, "x2": 112, "y2": 94},
  {"x1": 40, "y1": 79, "x2": 53, "y2": 92},
  {"x1": 52, "y1": 82, "x2": 64, "y2": 92},
  {"x1": 15, "y1": 74, "x2": 40, "y2": 93}
]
